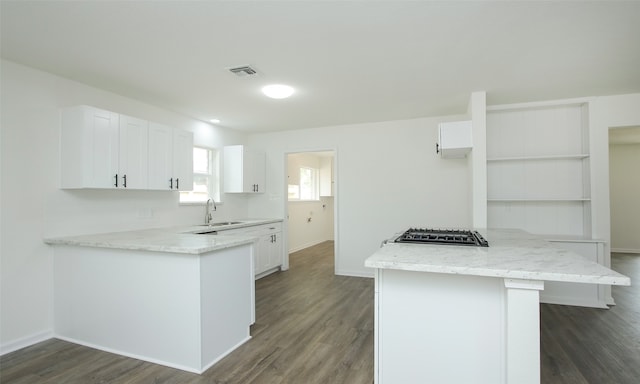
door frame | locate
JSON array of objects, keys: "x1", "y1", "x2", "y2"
[{"x1": 282, "y1": 147, "x2": 338, "y2": 274}]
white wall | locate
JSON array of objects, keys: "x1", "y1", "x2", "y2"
[
  {"x1": 288, "y1": 199, "x2": 335, "y2": 253},
  {"x1": 589, "y1": 93, "x2": 640, "y2": 266},
  {"x1": 0, "y1": 60, "x2": 249, "y2": 353},
  {"x1": 247, "y1": 116, "x2": 472, "y2": 277},
  {"x1": 609, "y1": 142, "x2": 640, "y2": 253}
]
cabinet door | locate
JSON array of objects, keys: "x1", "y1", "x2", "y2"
[
  {"x1": 147, "y1": 123, "x2": 174, "y2": 190},
  {"x1": 255, "y1": 234, "x2": 272, "y2": 275},
  {"x1": 118, "y1": 115, "x2": 148, "y2": 189},
  {"x1": 267, "y1": 232, "x2": 283, "y2": 271},
  {"x1": 319, "y1": 157, "x2": 333, "y2": 197},
  {"x1": 245, "y1": 149, "x2": 265, "y2": 193},
  {"x1": 86, "y1": 108, "x2": 120, "y2": 188},
  {"x1": 61, "y1": 106, "x2": 119, "y2": 189},
  {"x1": 224, "y1": 145, "x2": 265, "y2": 193},
  {"x1": 223, "y1": 146, "x2": 243, "y2": 193},
  {"x1": 172, "y1": 129, "x2": 193, "y2": 191},
  {"x1": 438, "y1": 120, "x2": 472, "y2": 158}
]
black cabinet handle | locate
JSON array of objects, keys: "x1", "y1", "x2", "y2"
[
  {"x1": 114, "y1": 174, "x2": 118, "y2": 188},
  {"x1": 169, "y1": 178, "x2": 173, "y2": 189},
  {"x1": 436, "y1": 143, "x2": 440, "y2": 154},
  {"x1": 176, "y1": 178, "x2": 179, "y2": 190},
  {"x1": 123, "y1": 174, "x2": 127, "y2": 188}
]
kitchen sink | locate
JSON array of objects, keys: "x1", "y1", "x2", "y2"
[{"x1": 200, "y1": 221, "x2": 243, "y2": 227}]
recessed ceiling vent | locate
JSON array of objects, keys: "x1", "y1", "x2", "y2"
[{"x1": 228, "y1": 65, "x2": 258, "y2": 77}]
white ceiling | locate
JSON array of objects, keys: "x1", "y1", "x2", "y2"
[{"x1": 2, "y1": 1, "x2": 639, "y2": 133}]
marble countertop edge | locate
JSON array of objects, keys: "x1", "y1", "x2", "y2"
[
  {"x1": 365, "y1": 229, "x2": 631, "y2": 286},
  {"x1": 364, "y1": 259, "x2": 630, "y2": 285},
  {"x1": 43, "y1": 218, "x2": 282, "y2": 255}
]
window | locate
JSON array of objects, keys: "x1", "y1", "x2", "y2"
[
  {"x1": 289, "y1": 167, "x2": 319, "y2": 201},
  {"x1": 180, "y1": 147, "x2": 220, "y2": 203}
]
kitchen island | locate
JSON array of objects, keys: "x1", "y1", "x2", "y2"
[
  {"x1": 44, "y1": 223, "x2": 275, "y2": 374},
  {"x1": 365, "y1": 229, "x2": 630, "y2": 384}
]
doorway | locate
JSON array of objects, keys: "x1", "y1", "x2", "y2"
[
  {"x1": 285, "y1": 150, "x2": 337, "y2": 271},
  {"x1": 608, "y1": 126, "x2": 640, "y2": 254}
]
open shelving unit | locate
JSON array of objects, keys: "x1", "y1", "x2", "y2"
[
  {"x1": 486, "y1": 100, "x2": 611, "y2": 308},
  {"x1": 486, "y1": 101, "x2": 591, "y2": 238}
]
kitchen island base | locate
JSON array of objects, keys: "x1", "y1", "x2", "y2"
[
  {"x1": 53, "y1": 243, "x2": 254, "y2": 374},
  {"x1": 375, "y1": 268, "x2": 543, "y2": 384}
]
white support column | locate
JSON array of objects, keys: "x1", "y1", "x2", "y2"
[
  {"x1": 373, "y1": 269, "x2": 381, "y2": 384},
  {"x1": 468, "y1": 91, "x2": 487, "y2": 228},
  {"x1": 504, "y1": 278, "x2": 544, "y2": 384}
]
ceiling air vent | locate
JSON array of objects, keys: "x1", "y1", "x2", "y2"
[{"x1": 228, "y1": 65, "x2": 258, "y2": 77}]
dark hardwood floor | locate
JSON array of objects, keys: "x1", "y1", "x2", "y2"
[
  {"x1": 540, "y1": 252, "x2": 640, "y2": 384},
  {"x1": 0, "y1": 241, "x2": 375, "y2": 384},
  {"x1": 1, "y1": 244, "x2": 638, "y2": 383}
]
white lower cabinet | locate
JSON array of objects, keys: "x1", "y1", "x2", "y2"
[
  {"x1": 220, "y1": 222, "x2": 283, "y2": 278},
  {"x1": 257, "y1": 230, "x2": 282, "y2": 275}
]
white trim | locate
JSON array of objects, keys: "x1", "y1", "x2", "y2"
[
  {"x1": 284, "y1": 147, "x2": 339, "y2": 274},
  {"x1": 53, "y1": 335, "x2": 202, "y2": 373},
  {"x1": 336, "y1": 269, "x2": 374, "y2": 279},
  {"x1": 611, "y1": 248, "x2": 640, "y2": 254},
  {"x1": 288, "y1": 239, "x2": 331, "y2": 254},
  {"x1": 487, "y1": 97, "x2": 593, "y2": 112},
  {"x1": 0, "y1": 330, "x2": 53, "y2": 356}
]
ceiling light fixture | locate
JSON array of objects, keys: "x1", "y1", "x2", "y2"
[
  {"x1": 209, "y1": 118, "x2": 221, "y2": 124},
  {"x1": 262, "y1": 84, "x2": 294, "y2": 99}
]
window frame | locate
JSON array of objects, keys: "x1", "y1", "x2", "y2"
[
  {"x1": 288, "y1": 166, "x2": 320, "y2": 202},
  {"x1": 179, "y1": 146, "x2": 220, "y2": 205}
]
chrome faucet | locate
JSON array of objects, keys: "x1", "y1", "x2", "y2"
[{"x1": 205, "y1": 198, "x2": 216, "y2": 225}]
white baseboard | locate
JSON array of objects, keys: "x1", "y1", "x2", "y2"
[
  {"x1": 611, "y1": 248, "x2": 640, "y2": 254},
  {"x1": 335, "y1": 269, "x2": 374, "y2": 278},
  {"x1": 0, "y1": 330, "x2": 53, "y2": 356},
  {"x1": 53, "y1": 334, "x2": 202, "y2": 374},
  {"x1": 289, "y1": 239, "x2": 332, "y2": 254}
]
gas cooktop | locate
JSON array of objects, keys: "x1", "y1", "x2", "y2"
[{"x1": 394, "y1": 228, "x2": 489, "y2": 247}]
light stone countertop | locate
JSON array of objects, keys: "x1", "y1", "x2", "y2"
[
  {"x1": 44, "y1": 219, "x2": 283, "y2": 255},
  {"x1": 365, "y1": 229, "x2": 630, "y2": 285}
]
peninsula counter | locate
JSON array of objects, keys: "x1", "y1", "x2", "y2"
[{"x1": 45, "y1": 226, "x2": 261, "y2": 374}]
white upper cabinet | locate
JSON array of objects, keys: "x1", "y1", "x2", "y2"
[
  {"x1": 319, "y1": 156, "x2": 334, "y2": 197},
  {"x1": 61, "y1": 105, "x2": 120, "y2": 189},
  {"x1": 61, "y1": 105, "x2": 192, "y2": 191},
  {"x1": 172, "y1": 128, "x2": 194, "y2": 191},
  {"x1": 147, "y1": 122, "x2": 193, "y2": 191},
  {"x1": 118, "y1": 114, "x2": 148, "y2": 189},
  {"x1": 223, "y1": 145, "x2": 265, "y2": 193},
  {"x1": 437, "y1": 120, "x2": 473, "y2": 158},
  {"x1": 147, "y1": 123, "x2": 173, "y2": 190}
]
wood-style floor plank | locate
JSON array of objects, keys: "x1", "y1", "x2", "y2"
[
  {"x1": 1, "y1": 244, "x2": 638, "y2": 384},
  {"x1": 540, "y1": 253, "x2": 640, "y2": 384}
]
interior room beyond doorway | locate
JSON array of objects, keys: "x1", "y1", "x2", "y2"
[{"x1": 286, "y1": 151, "x2": 335, "y2": 255}]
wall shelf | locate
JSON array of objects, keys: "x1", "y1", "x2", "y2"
[
  {"x1": 486, "y1": 102, "x2": 591, "y2": 238},
  {"x1": 487, "y1": 154, "x2": 589, "y2": 162},
  {"x1": 488, "y1": 198, "x2": 591, "y2": 202}
]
